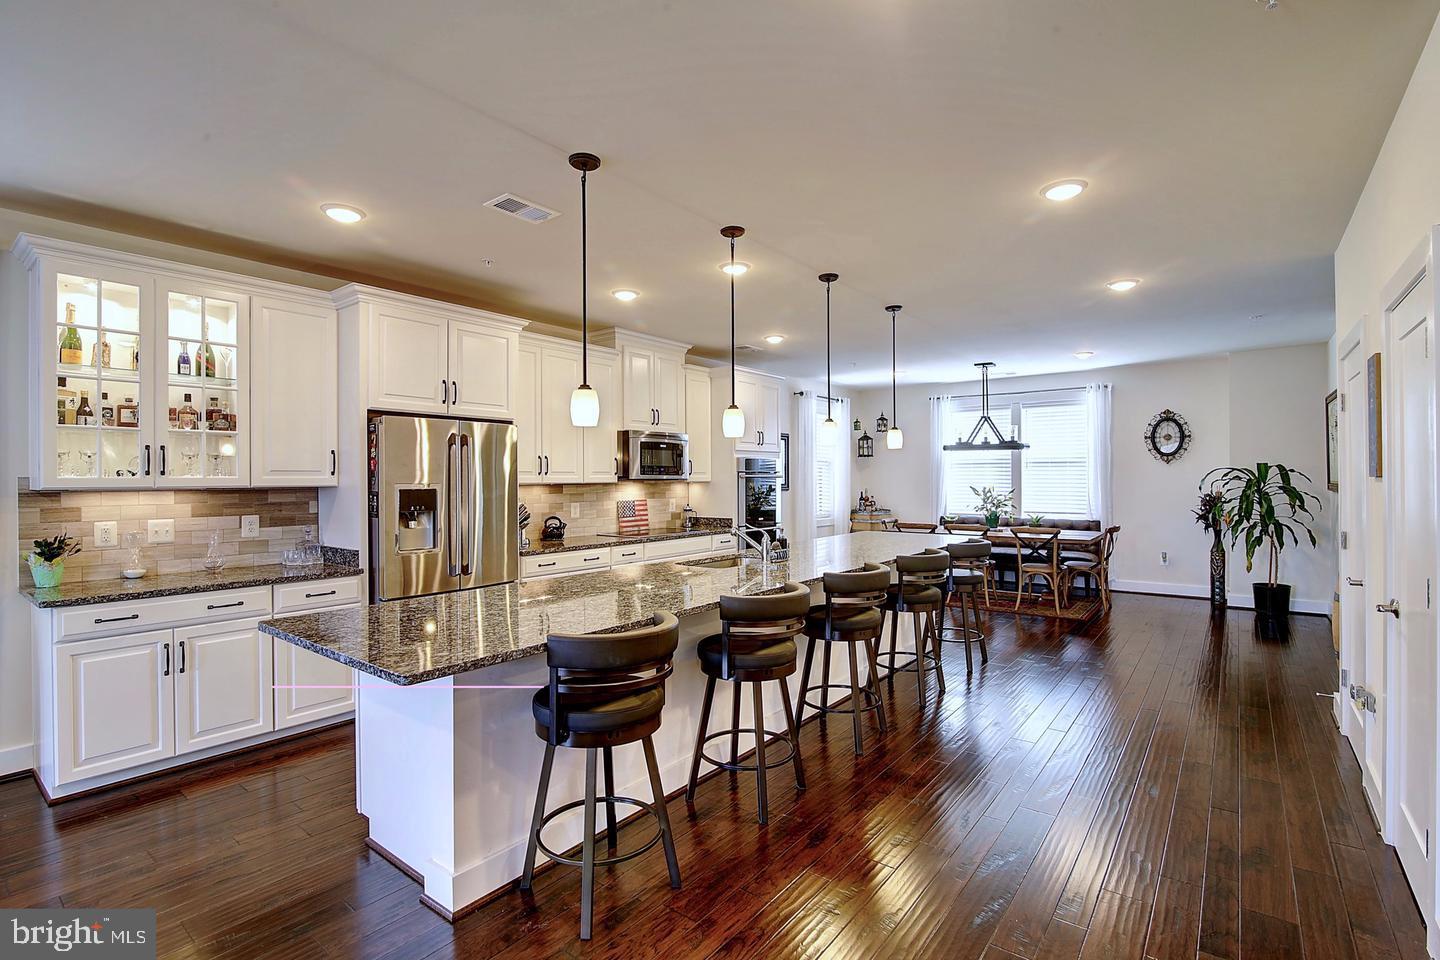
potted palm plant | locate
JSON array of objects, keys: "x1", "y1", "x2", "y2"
[{"x1": 1200, "y1": 463, "x2": 1320, "y2": 621}]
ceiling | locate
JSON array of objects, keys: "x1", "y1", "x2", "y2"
[{"x1": 2, "y1": 0, "x2": 1436, "y2": 386}]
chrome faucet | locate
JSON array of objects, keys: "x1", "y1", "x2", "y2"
[{"x1": 731, "y1": 525, "x2": 783, "y2": 565}]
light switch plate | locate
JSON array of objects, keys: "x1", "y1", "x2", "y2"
[
  {"x1": 241, "y1": 515, "x2": 260, "y2": 539},
  {"x1": 93, "y1": 521, "x2": 118, "y2": 548},
  {"x1": 147, "y1": 518, "x2": 175, "y2": 544}
]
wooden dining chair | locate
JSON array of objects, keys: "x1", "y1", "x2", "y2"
[
  {"x1": 942, "y1": 522, "x2": 989, "y2": 535},
  {"x1": 1064, "y1": 525, "x2": 1121, "y2": 611},
  {"x1": 895, "y1": 521, "x2": 939, "y2": 534},
  {"x1": 1008, "y1": 527, "x2": 1064, "y2": 614}
]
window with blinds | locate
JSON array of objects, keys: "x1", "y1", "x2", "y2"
[
  {"x1": 815, "y1": 401, "x2": 844, "y2": 530},
  {"x1": 939, "y1": 391, "x2": 1093, "y2": 520}
]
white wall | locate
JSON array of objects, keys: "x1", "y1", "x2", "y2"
[{"x1": 850, "y1": 344, "x2": 1336, "y2": 611}]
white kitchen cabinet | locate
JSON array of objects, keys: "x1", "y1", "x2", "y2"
[
  {"x1": 598, "y1": 330, "x2": 690, "y2": 431},
  {"x1": 516, "y1": 340, "x2": 542, "y2": 483},
  {"x1": 518, "y1": 334, "x2": 619, "y2": 485},
  {"x1": 653, "y1": 353, "x2": 684, "y2": 431},
  {"x1": 173, "y1": 617, "x2": 274, "y2": 755},
  {"x1": 251, "y1": 295, "x2": 338, "y2": 486},
  {"x1": 582, "y1": 352, "x2": 621, "y2": 483},
  {"x1": 450, "y1": 315, "x2": 518, "y2": 419},
  {"x1": 684, "y1": 365, "x2": 712, "y2": 481},
  {"x1": 54, "y1": 629, "x2": 175, "y2": 784},
  {"x1": 273, "y1": 640, "x2": 354, "y2": 730},
  {"x1": 367, "y1": 302, "x2": 451, "y2": 415},
  {"x1": 734, "y1": 369, "x2": 783, "y2": 454},
  {"x1": 539, "y1": 347, "x2": 585, "y2": 483}
]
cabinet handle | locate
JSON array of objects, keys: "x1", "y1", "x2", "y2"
[
  {"x1": 178, "y1": 640, "x2": 186, "y2": 674},
  {"x1": 538, "y1": 455, "x2": 544, "y2": 475},
  {"x1": 163, "y1": 642, "x2": 171, "y2": 677},
  {"x1": 583, "y1": 555, "x2": 602, "y2": 562},
  {"x1": 620, "y1": 551, "x2": 638, "y2": 558},
  {"x1": 159, "y1": 444, "x2": 167, "y2": 476},
  {"x1": 538, "y1": 561, "x2": 557, "y2": 568},
  {"x1": 452, "y1": 380, "x2": 459, "y2": 404},
  {"x1": 143, "y1": 444, "x2": 152, "y2": 477},
  {"x1": 330, "y1": 450, "x2": 337, "y2": 476},
  {"x1": 614, "y1": 456, "x2": 620, "y2": 478},
  {"x1": 442, "y1": 379, "x2": 449, "y2": 404},
  {"x1": 206, "y1": 601, "x2": 245, "y2": 611},
  {"x1": 305, "y1": 589, "x2": 337, "y2": 599},
  {"x1": 543, "y1": 454, "x2": 550, "y2": 475},
  {"x1": 94, "y1": 613, "x2": 140, "y2": 625},
  {"x1": 688, "y1": 459, "x2": 694, "y2": 476}
]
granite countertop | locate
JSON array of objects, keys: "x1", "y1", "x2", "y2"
[
  {"x1": 520, "y1": 522, "x2": 730, "y2": 557},
  {"x1": 260, "y1": 531, "x2": 968, "y2": 686},
  {"x1": 22, "y1": 562, "x2": 363, "y2": 608}
]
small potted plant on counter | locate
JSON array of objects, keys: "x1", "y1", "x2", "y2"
[
  {"x1": 28, "y1": 532, "x2": 81, "y2": 588},
  {"x1": 971, "y1": 486, "x2": 1015, "y2": 528},
  {"x1": 1201, "y1": 463, "x2": 1320, "y2": 623}
]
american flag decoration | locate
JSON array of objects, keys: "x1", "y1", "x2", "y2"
[{"x1": 617, "y1": 498, "x2": 650, "y2": 535}]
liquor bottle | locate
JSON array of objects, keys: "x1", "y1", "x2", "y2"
[
  {"x1": 75, "y1": 392, "x2": 95, "y2": 426},
  {"x1": 206, "y1": 396, "x2": 221, "y2": 428},
  {"x1": 177, "y1": 344, "x2": 192, "y2": 376},
  {"x1": 212, "y1": 400, "x2": 233, "y2": 432},
  {"x1": 59, "y1": 304, "x2": 84, "y2": 365},
  {"x1": 91, "y1": 336, "x2": 111, "y2": 369},
  {"x1": 118, "y1": 397, "x2": 139, "y2": 428},
  {"x1": 204, "y1": 343, "x2": 216, "y2": 379},
  {"x1": 100, "y1": 392, "x2": 115, "y2": 426},
  {"x1": 168, "y1": 405, "x2": 178, "y2": 429},
  {"x1": 177, "y1": 393, "x2": 199, "y2": 431}
]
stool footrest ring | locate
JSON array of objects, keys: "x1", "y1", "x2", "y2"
[
  {"x1": 799, "y1": 682, "x2": 884, "y2": 717},
  {"x1": 535, "y1": 795, "x2": 664, "y2": 868},
  {"x1": 698, "y1": 728, "x2": 797, "y2": 773},
  {"x1": 938, "y1": 625, "x2": 986, "y2": 643},
  {"x1": 874, "y1": 649, "x2": 942, "y2": 675}
]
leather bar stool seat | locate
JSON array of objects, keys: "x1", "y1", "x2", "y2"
[
  {"x1": 879, "y1": 549, "x2": 949, "y2": 701},
  {"x1": 698, "y1": 636, "x2": 798, "y2": 673},
  {"x1": 940, "y1": 540, "x2": 991, "y2": 674},
  {"x1": 805, "y1": 604, "x2": 883, "y2": 634},
  {"x1": 799, "y1": 563, "x2": 891, "y2": 755},
  {"x1": 532, "y1": 684, "x2": 664, "y2": 736},
  {"x1": 886, "y1": 583, "x2": 943, "y2": 607}
]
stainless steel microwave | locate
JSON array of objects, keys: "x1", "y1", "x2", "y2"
[{"x1": 619, "y1": 430, "x2": 690, "y2": 480}]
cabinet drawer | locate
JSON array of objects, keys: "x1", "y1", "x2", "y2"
[
  {"x1": 522, "y1": 548, "x2": 611, "y2": 579},
  {"x1": 642, "y1": 537, "x2": 712, "y2": 561},
  {"x1": 611, "y1": 544, "x2": 646, "y2": 566},
  {"x1": 710, "y1": 534, "x2": 737, "y2": 553},
  {"x1": 273, "y1": 577, "x2": 363, "y2": 615},
  {"x1": 57, "y1": 586, "x2": 273, "y2": 642}
]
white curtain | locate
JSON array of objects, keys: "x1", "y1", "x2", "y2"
[
  {"x1": 1085, "y1": 382, "x2": 1113, "y2": 527},
  {"x1": 930, "y1": 396, "x2": 949, "y2": 522},
  {"x1": 791, "y1": 391, "x2": 818, "y2": 541},
  {"x1": 831, "y1": 396, "x2": 851, "y2": 536}
]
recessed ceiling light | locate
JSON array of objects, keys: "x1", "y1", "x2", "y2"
[
  {"x1": 1040, "y1": 179, "x2": 1088, "y2": 202},
  {"x1": 720, "y1": 261, "x2": 751, "y2": 276},
  {"x1": 1074, "y1": 350, "x2": 1096, "y2": 359},
  {"x1": 320, "y1": 203, "x2": 366, "y2": 224},
  {"x1": 611, "y1": 289, "x2": 640, "y2": 302},
  {"x1": 764, "y1": 334, "x2": 785, "y2": 345},
  {"x1": 1106, "y1": 278, "x2": 1141, "y2": 292}
]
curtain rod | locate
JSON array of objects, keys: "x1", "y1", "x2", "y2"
[
  {"x1": 793, "y1": 390, "x2": 847, "y2": 402},
  {"x1": 927, "y1": 385, "x2": 1089, "y2": 401}
]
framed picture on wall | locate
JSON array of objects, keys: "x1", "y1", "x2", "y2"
[
  {"x1": 1324, "y1": 389, "x2": 1339, "y2": 492},
  {"x1": 779, "y1": 433, "x2": 791, "y2": 491},
  {"x1": 1366, "y1": 353, "x2": 1383, "y2": 479}
]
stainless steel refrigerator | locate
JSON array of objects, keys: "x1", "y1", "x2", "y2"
[{"x1": 367, "y1": 413, "x2": 519, "y2": 601}]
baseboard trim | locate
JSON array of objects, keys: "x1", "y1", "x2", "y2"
[
  {"x1": 1110, "y1": 580, "x2": 1330, "y2": 617},
  {"x1": 0, "y1": 743, "x2": 33, "y2": 778}
]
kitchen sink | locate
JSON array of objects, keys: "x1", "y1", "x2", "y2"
[{"x1": 678, "y1": 555, "x2": 750, "y2": 569}]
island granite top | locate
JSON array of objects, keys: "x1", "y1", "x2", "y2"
[
  {"x1": 260, "y1": 531, "x2": 974, "y2": 685},
  {"x1": 519, "y1": 520, "x2": 730, "y2": 556},
  {"x1": 21, "y1": 562, "x2": 363, "y2": 608}
]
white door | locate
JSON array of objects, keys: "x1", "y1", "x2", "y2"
[
  {"x1": 583, "y1": 353, "x2": 621, "y2": 483},
  {"x1": 539, "y1": 347, "x2": 585, "y2": 483},
  {"x1": 449, "y1": 318, "x2": 517, "y2": 420},
  {"x1": 653, "y1": 352, "x2": 684, "y2": 431},
  {"x1": 273, "y1": 636, "x2": 356, "y2": 730},
  {"x1": 54, "y1": 629, "x2": 175, "y2": 784},
  {"x1": 685, "y1": 367, "x2": 713, "y2": 481},
  {"x1": 515, "y1": 340, "x2": 542, "y2": 484},
  {"x1": 1339, "y1": 337, "x2": 1376, "y2": 807},
  {"x1": 173, "y1": 617, "x2": 273, "y2": 755},
  {"x1": 251, "y1": 296, "x2": 337, "y2": 486},
  {"x1": 623, "y1": 347, "x2": 656, "y2": 429},
  {"x1": 1385, "y1": 272, "x2": 1436, "y2": 916},
  {"x1": 368, "y1": 305, "x2": 448, "y2": 414}
]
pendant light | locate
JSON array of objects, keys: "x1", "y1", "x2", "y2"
[
  {"x1": 819, "y1": 273, "x2": 839, "y2": 439},
  {"x1": 885, "y1": 305, "x2": 904, "y2": 449},
  {"x1": 721, "y1": 225, "x2": 746, "y2": 439},
  {"x1": 568, "y1": 152, "x2": 601, "y2": 427},
  {"x1": 943, "y1": 361, "x2": 1030, "y2": 450}
]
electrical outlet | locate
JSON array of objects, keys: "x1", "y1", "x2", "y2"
[
  {"x1": 93, "y1": 521, "x2": 118, "y2": 548},
  {"x1": 241, "y1": 515, "x2": 260, "y2": 539},
  {"x1": 1160, "y1": 551, "x2": 1169, "y2": 566},
  {"x1": 147, "y1": 518, "x2": 175, "y2": 544}
]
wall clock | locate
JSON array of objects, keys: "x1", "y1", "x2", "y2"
[{"x1": 1145, "y1": 409, "x2": 1191, "y2": 463}]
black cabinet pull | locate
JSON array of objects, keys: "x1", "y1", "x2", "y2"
[
  {"x1": 159, "y1": 444, "x2": 167, "y2": 475},
  {"x1": 143, "y1": 444, "x2": 151, "y2": 476},
  {"x1": 305, "y1": 590, "x2": 337, "y2": 599},
  {"x1": 163, "y1": 642, "x2": 171, "y2": 677},
  {"x1": 330, "y1": 450, "x2": 337, "y2": 476},
  {"x1": 442, "y1": 378, "x2": 449, "y2": 404},
  {"x1": 206, "y1": 601, "x2": 244, "y2": 611},
  {"x1": 583, "y1": 555, "x2": 602, "y2": 562},
  {"x1": 452, "y1": 380, "x2": 458, "y2": 403},
  {"x1": 94, "y1": 613, "x2": 140, "y2": 625},
  {"x1": 538, "y1": 561, "x2": 557, "y2": 568},
  {"x1": 614, "y1": 456, "x2": 620, "y2": 478},
  {"x1": 178, "y1": 640, "x2": 186, "y2": 674}
]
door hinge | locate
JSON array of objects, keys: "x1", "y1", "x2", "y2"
[
  {"x1": 1429, "y1": 578, "x2": 1433, "y2": 610},
  {"x1": 1427, "y1": 828, "x2": 1431, "y2": 858},
  {"x1": 1340, "y1": 531, "x2": 1348, "y2": 550},
  {"x1": 1340, "y1": 393, "x2": 1347, "y2": 412}
]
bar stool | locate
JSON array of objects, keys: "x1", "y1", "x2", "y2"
[
  {"x1": 879, "y1": 549, "x2": 949, "y2": 700},
  {"x1": 686, "y1": 582, "x2": 810, "y2": 825},
  {"x1": 520, "y1": 612, "x2": 682, "y2": 941},
  {"x1": 798, "y1": 563, "x2": 891, "y2": 755},
  {"x1": 939, "y1": 541, "x2": 991, "y2": 674}
]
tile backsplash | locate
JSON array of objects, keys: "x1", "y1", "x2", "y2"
[
  {"x1": 521, "y1": 482, "x2": 697, "y2": 539},
  {"x1": 17, "y1": 481, "x2": 321, "y2": 583}
]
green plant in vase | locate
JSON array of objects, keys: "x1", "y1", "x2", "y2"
[
  {"x1": 970, "y1": 486, "x2": 1015, "y2": 528},
  {"x1": 28, "y1": 532, "x2": 81, "y2": 589},
  {"x1": 1193, "y1": 489, "x2": 1226, "y2": 609},
  {"x1": 1201, "y1": 463, "x2": 1321, "y2": 622}
]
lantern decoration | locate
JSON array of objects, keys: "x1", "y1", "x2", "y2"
[{"x1": 858, "y1": 430, "x2": 874, "y2": 458}]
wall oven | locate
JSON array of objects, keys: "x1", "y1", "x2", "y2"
[
  {"x1": 737, "y1": 456, "x2": 782, "y2": 538},
  {"x1": 619, "y1": 431, "x2": 690, "y2": 480}
]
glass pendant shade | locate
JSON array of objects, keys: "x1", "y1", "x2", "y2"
[
  {"x1": 820, "y1": 416, "x2": 838, "y2": 439},
  {"x1": 886, "y1": 426, "x2": 904, "y2": 450},
  {"x1": 722, "y1": 403, "x2": 745, "y2": 439},
  {"x1": 570, "y1": 384, "x2": 599, "y2": 427}
]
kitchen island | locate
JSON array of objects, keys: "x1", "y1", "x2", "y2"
[{"x1": 259, "y1": 531, "x2": 964, "y2": 918}]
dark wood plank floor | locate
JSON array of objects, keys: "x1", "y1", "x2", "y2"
[{"x1": 0, "y1": 595, "x2": 1427, "y2": 959}]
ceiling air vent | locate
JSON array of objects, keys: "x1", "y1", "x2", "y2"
[
  {"x1": 484, "y1": 193, "x2": 560, "y2": 223},
  {"x1": 736, "y1": 344, "x2": 762, "y2": 354}
]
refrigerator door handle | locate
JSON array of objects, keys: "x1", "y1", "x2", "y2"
[
  {"x1": 446, "y1": 433, "x2": 460, "y2": 577},
  {"x1": 459, "y1": 433, "x2": 473, "y2": 577}
]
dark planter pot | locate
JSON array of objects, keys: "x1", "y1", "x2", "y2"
[{"x1": 1252, "y1": 582, "x2": 1292, "y2": 622}]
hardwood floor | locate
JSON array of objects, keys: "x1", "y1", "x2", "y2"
[{"x1": 0, "y1": 594, "x2": 1427, "y2": 959}]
